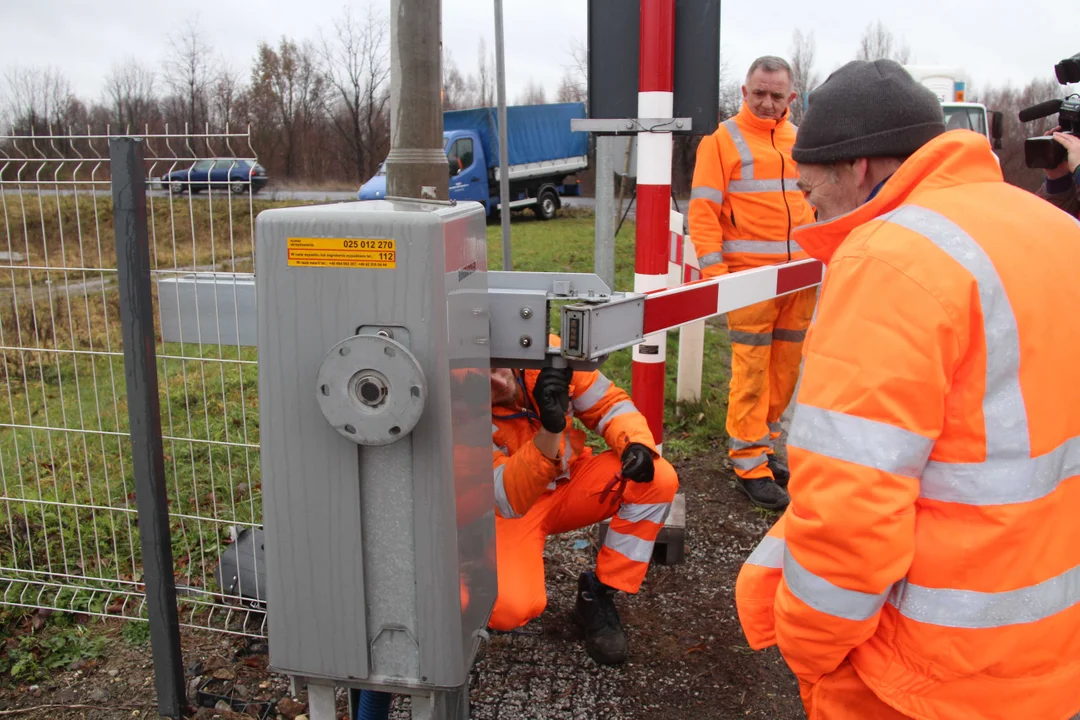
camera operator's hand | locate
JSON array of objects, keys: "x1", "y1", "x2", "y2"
[
  {"x1": 531, "y1": 366, "x2": 573, "y2": 434},
  {"x1": 1044, "y1": 127, "x2": 1073, "y2": 180},
  {"x1": 1052, "y1": 131, "x2": 1080, "y2": 175}
]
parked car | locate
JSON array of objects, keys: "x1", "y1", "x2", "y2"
[{"x1": 163, "y1": 158, "x2": 268, "y2": 195}]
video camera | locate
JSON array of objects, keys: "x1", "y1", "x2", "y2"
[{"x1": 1020, "y1": 53, "x2": 1080, "y2": 169}]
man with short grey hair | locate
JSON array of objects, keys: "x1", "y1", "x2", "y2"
[{"x1": 688, "y1": 55, "x2": 817, "y2": 510}]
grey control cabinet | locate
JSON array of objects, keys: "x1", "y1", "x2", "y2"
[{"x1": 255, "y1": 198, "x2": 496, "y2": 692}]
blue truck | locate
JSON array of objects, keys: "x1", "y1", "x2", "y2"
[{"x1": 358, "y1": 102, "x2": 588, "y2": 220}]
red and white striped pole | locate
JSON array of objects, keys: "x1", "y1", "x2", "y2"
[{"x1": 632, "y1": 0, "x2": 676, "y2": 455}]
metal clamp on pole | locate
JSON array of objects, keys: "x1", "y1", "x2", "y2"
[{"x1": 485, "y1": 271, "x2": 641, "y2": 370}]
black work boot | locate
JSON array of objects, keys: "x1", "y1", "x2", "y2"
[
  {"x1": 573, "y1": 570, "x2": 628, "y2": 666},
  {"x1": 735, "y1": 477, "x2": 790, "y2": 511},
  {"x1": 768, "y1": 455, "x2": 791, "y2": 489}
]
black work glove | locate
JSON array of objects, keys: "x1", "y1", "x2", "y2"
[
  {"x1": 621, "y1": 443, "x2": 655, "y2": 483},
  {"x1": 531, "y1": 366, "x2": 573, "y2": 434}
]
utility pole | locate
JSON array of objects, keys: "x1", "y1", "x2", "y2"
[{"x1": 386, "y1": 0, "x2": 448, "y2": 200}]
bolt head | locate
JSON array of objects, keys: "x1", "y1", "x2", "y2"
[
  {"x1": 520, "y1": 307, "x2": 533, "y2": 319},
  {"x1": 519, "y1": 335, "x2": 532, "y2": 348}
]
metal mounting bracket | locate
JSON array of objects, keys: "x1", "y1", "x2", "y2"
[{"x1": 570, "y1": 117, "x2": 693, "y2": 134}]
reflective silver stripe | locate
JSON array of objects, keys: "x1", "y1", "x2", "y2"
[
  {"x1": 921, "y1": 435, "x2": 1080, "y2": 506},
  {"x1": 572, "y1": 373, "x2": 612, "y2": 414},
  {"x1": 768, "y1": 421, "x2": 783, "y2": 434},
  {"x1": 887, "y1": 206, "x2": 1029, "y2": 460},
  {"x1": 772, "y1": 328, "x2": 806, "y2": 343},
  {"x1": 617, "y1": 502, "x2": 671, "y2": 525},
  {"x1": 493, "y1": 443, "x2": 508, "y2": 454},
  {"x1": 493, "y1": 465, "x2": 520, "y2": 519},
  {"x1": 732, "y1": 451, "x2": 768, "y2": 471},
  {"x1": 730, "y1": 433, "x2": 772, "y2": 451},
  {"x1": 698, "y1": 251, "x2": 725, "y2": 269},
  {"x1": 886, "y1": 206, "x2": 1031, "y2": 503},
  {"x1": 492, "y1": 423, "x2": 499, "y2": 434},
  {"x1": 729, "y1": 178, "x2": 791, "y2": 194},
  {"x1": 690, "y1": 186, "x2": 724, "y2": 205},
  {"x1": 888, "y1": 561, "x2": 1080, "y2": 630},
  {"x1": 723, "y1": 119, "x2": 754, "y2": 179},
  {"x1": 596, "y1": 400, "x2": 637, "y2": 434},
  {"x1": 788, "y1": 403, "x2": 933, "y2": 478},
  {"x1": 603, "y1": 528, "x2": 654, "y2": 563},
  {"x1": 722, "y1": 239, "x2": 804, "y2": 255},
  {"x1": 729, "y1": 330, "x2": 772, "y2": 346},
  {"x1": 784, "y1": 546, "x2": 891, "y2": 622},
  {"x1": 745, "y1": 534, "x2": 784, "y2": 569},
  {"x1": 759, "y1": 536, "x2": 1080, "y2": 630}
]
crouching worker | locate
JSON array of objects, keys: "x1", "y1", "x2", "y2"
[{"x1": 488, "y1": 357, "x2": 678, "y2": 665}]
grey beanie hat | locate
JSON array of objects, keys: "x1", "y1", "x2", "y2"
[{"x1": 792, "y1": 59, "x2": 946, "y2": 164}]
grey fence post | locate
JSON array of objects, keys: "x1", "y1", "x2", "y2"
[{"x1": 110, "y1": 137, "x2": 187, "y2": 719}]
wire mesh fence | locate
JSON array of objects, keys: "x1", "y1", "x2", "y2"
[{"x1": 0, "y1": 125, "x2": 276, "y2": 640}]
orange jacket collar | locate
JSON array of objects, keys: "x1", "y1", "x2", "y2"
[
  {"x1": 736, "y1": 102, "x2": 791, "y2": 134},
  {"x1": 792, "y1": 130, "x2": 1004, "y2": 265}
]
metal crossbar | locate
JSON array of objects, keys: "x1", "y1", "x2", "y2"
[{"x1": 0, "y1": 125, "x2": 270, "y2": 640}]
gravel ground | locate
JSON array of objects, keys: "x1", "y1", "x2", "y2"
[{"x1": 0, "y1": 447, "x2": 804, "y2": 720}]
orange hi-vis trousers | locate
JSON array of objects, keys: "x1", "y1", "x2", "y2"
[
  {"x1": 488, "y1": 450, "x2": 679, "y2": 631},
  {"x1": 726, "y1": 287, "x2": 817, "y2": 480}
]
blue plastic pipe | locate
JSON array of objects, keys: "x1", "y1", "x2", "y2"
[{"x1": 355, "y1": 689, "x2": 392, "y2": 720}]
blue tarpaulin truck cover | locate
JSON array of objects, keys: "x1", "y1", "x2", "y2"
[{"x1": 443, "y1": 102, "x2": 588, "y2": 169}]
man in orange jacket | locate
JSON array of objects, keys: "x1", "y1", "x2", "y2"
[
  {"x1": 488, "y1": 360, "x2": 678, "y2": 666},
  {"x1": 689, "y1": 56, "x2": 818, "y2": 511},
  {"x1": 735, "y1": 59, "x2": 1080, "y2": 720}
]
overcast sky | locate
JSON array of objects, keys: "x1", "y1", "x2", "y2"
[{"x1": 0, "y1": 0, "x2": 1077, "y2": 106}]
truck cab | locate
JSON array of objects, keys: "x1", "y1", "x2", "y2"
[
  {"x1": 445, "y1": 129, "x2": 491, "y2": 209},
  {"x1": 359, "y1": 131, "x2": 575, "y2": 219},
  {"x1": 903, "y1": 65, "x2": 1005, "y2": 152},
  {"x1": 359, "y1": 102, "x2": 588, "y2": 221}
]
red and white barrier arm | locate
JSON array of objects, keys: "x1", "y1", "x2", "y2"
[{"x1": 560, "y1": 259, "x2": 825, "y2": 362}]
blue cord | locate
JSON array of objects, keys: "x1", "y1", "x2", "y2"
[{"x1": 355, "y1": 689, "x2": 392, "y2": 720}]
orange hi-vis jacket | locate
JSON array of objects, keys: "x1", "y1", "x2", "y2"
[
  {"x1": 735, "y1": 129, "x2": 1080, "y2": 720},
  {"x1": 689, "y1": 102, "x2": 815, "y2": 277},
  {"x1": 491, "y1": 364, "x2": 656, "y2": 520}
]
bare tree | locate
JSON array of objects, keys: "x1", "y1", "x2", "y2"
[
  {"x1": 442, "y1": 52, "x2": 473, "y2": 111},
  {"x1": 856, "y1": 21, "x2": 912, "y2": 64},
  {"x1": 3, "y1": 65, "x2": 74, "y2": 132},
  {"x1": 789, "y1": 30, "x2": 819, "y2": 124},
  {"x1": 209, "y1": 64, "x2": 244, "y2": 130},
  {"x1": 556, "y1": 72, "x2": 585, "y2": 103},
  {"x1": 717, "y1": 51, "x2": 742, "y2": 121},
  {"x1": 320, "y1": 6, "x2": 391, "y2": 182},
  {"x1": 251, "y1": 37, "x2": 327, "y2": 179},
  {"x1": 563, "y1": 38, "x2": 588, "y2": 105},
  {"x1": 516, "y1": 79, "x2": 547, "y2": 106},
  {"x1": 162, "y1": 17, "x2": 213, "y2": 132},
  {"x1": 103, "y1": 59, "x2": 158, "y2": 131},
  {"x1": 477, "y1": 38, "x2": 495, "y2": 108}
]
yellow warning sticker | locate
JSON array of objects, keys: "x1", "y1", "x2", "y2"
[{"x1": 287, "y1": 237, "x2": 397, "y2": 269}]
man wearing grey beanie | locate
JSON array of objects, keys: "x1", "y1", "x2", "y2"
[{"x1": 734, "y1": 58, "x2": 1080, "y2": 720}]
